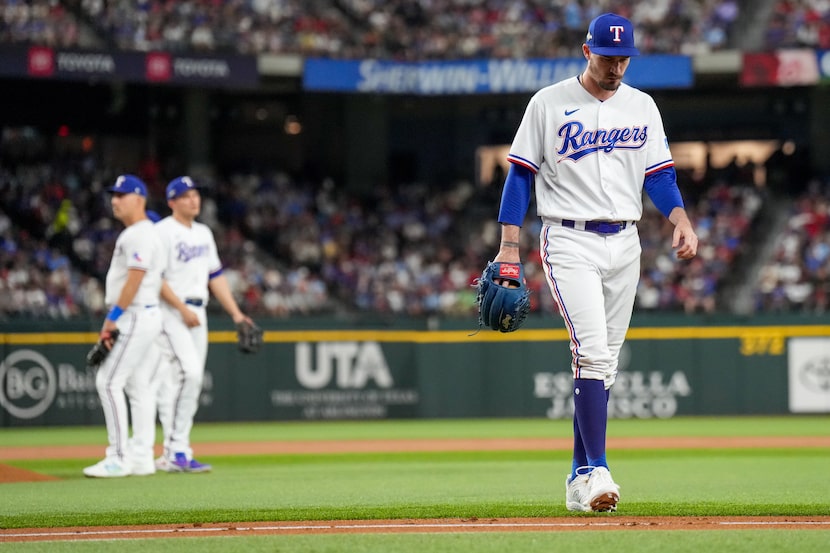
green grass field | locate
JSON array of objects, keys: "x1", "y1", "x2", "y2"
[{"x1": 1, "y1": 416, "x2": 829, "y2": 552}]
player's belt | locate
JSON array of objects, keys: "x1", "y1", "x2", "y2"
[
  {"x1": 558, "y1": 219, "x2": 633, "y2": 235},
  {"x1": 185, "y1": 298, "x2": 205, "y2": 307}
]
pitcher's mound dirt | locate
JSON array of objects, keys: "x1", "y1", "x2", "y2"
[{"x1": 0, "y1": 463, "x2": 59, "y2": 483}]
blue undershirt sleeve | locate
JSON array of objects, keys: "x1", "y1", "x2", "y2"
[
  {"x1": 644, "y1": 167, "x2": 684, "y2": 218},
  {"x1": 497, "y1": 163, "x2": 533, "y2": 226}
]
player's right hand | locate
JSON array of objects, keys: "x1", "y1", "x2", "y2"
[
  {"x1": 180, "y1": 308, "x2": 201, "y2": 328},
  {"x1": 99, "y1": 327, "x2": 118, "y2": 350}
]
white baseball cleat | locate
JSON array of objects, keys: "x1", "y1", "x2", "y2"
[
  {"x1": 565, "y1": 468, "x2": 592, "y2": 512},
  {"x1": 131, "y1": 459, "x2": 156, "y2": 476},
  {"x1": 83, "y1": 457, "x2": 131, "y2": 478},
  {"x1": 585, "y1": 466, "x2": 620, "y2": 512}
]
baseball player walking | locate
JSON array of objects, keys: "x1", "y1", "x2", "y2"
[
  {"x1": 494, "y1": 13, "x2": 698, "y2": 511},
  {"x1": 153, "y1": 176, "x2": 255, "y2": 473},
  {"x1": 84, "y1": 175, "x2": 165, "y2": 478}
]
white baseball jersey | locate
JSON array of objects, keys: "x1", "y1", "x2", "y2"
[
  {"x1": 104, "y1": 219, "x2": 164, "y2": 306},
  {"x1": 97, "y1": 217, "x2": 164, "y2": 471},
  {"x1": 507, "y1": 76, "x2": 674, "y2": 222},
  {"x1": 153, "y1": 215, "x2": 221, "y2": 460},
  {"x1": 155, "y1": 216, "x2": 222, "y2": 305}
]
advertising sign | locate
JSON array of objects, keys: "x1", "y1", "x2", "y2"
[
  {"x1": 304, "y1": 56, "x2": 693, "y2": 95},
  {"x1": 788, "y1": 337, "x2": 830, "y2": 413},
  {"x1": 0, "y1": 46, "x2": 258, "y2": 88}
]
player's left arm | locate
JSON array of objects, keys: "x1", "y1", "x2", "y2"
[
  {"x1": 204, "y1": 229, "x2": 251, "y2": 324},
  {"x1": 643, "y1": 169, "x2": 698, "y2": 260},
  {"x1": 208, "y1": 272, "x2": 252, "y2": 325},
  {"x1": 643, "y1": 101, "x2": 698, "y2": 261}
]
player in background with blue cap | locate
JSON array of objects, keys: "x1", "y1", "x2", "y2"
[
  {"x1": 492, "y1": 13, "x2": 699, "y2": 511},
  {"x1": 84, "y1": 174, "x2": 165, "y2": 477},
  {"x1": 152, "y1": 176, "x2": 256, "y2": 473}
]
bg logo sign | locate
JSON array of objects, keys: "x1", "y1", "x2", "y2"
[{"x1": 0, "y1": 349, "x2": 57, "y2": 419}]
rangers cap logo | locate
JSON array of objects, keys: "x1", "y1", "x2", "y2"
[{"x1": 585, "y1": 13, "x2": 640, "y2": 57}]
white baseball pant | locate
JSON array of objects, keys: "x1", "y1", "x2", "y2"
[
  {"x1": 95, "y1": 306, "x2": 162, "y2": 469},
  {"x1": 154, "y1": 303, "x2": 208, "y2": 459},
  {"x1": 540, "y1": 223, "x2": 641, "y2": 389}
]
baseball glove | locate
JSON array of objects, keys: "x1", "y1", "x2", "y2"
[
  {"x1": 236, "y1": 321, "x2": 263, "y2": 354},
  {"x1": 86, "y1": 329, "x2": 120, "y2": 368},
  {"x1": 474, "y1": 261, "x2": 531, "y2": 333}
]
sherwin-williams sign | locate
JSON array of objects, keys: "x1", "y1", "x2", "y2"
[{"x1": 303, "y1": 56, "x2": 693, "y2": 95}]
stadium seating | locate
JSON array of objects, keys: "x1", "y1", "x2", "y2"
[
  {"x1": 2, "y1": 0, "x2": 741, "y2": 58},
  {"x1": 753, "y1": 181, "x2": 830, "y2": 313},
  {"x1": 0, "y1": 127, "x2": 790, "y2": 318},
  {"x1": 1, "y1": 2, "x2": 827, "y2": 318},
  {"x1": 763, "y1": 0, "x2": 830, "y2": 50}
]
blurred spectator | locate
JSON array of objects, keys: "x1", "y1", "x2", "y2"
[
  {"x1": 764, "y1": 0, "x2": 830, "y2": 50},
  {"x1": 754, "y1": 179, "x2": 830, "y2": 313},
  {"x1": 0, "y1": 124, "x2": 804, "y2": 321},
  {"x1": 0, "y1": 0, "x2": 80, "y2": 48},
  {"x1": 2, "y1": 0, "x2": 744, "y2": 58},
  {"x1": 635, "y1": 166, "x2": 763, "y2": 313}
]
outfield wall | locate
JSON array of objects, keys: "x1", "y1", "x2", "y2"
[{"x1": 1, "y1": 315, "x2": 828, "y2": 426}]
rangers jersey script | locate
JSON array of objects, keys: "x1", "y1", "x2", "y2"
[
  {"x1": 507, "y1": 77, "x2": 674, "y2": 222},
  {"x1": 104, "y1": 219, "x2": 164, "y2": 307},
  {"x1": 155, "y1": 216, "x2": 222, "y2": 305}
]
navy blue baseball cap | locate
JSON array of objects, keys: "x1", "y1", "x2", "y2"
[
  {"x1": 166, "y1": 176, "x2": 201, "y2": 199},
  {"x1": 586, "y1": 13, "x2": 640, "y2": 57},
  {"x1": 107, "y1": 174, "x2": 147, "y2": 196}
]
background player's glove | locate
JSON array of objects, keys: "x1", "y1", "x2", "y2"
[
  {"x1": 474, "y1": 261, "x2": 531, "y2": 333},
  {"x1": 86, "y1": 329, "x2": 120, "y2": 368},
  {"x1": 236, "y1": 321, "x2": 263, "y2": 353}
]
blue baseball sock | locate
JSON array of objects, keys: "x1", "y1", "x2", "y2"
[
  {"x1": 570, "y1": 415, "x2": 588, "y2": 480},
  {"x1": 573, "y1": 378, "x2": 609, "y2": 470},
  {"x1": 571, "y1": 386, "x2": 613, "y2": 480}
]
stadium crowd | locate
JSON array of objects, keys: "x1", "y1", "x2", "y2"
[
  {"x1": 1, "y1": 125, "x2": 792, "y2": 320},
  {"x1": 3, "y1": 0, "x2": 741, "y2": 58},
  {"x1": 636, "y1": 176, "x2": 763, "y2": 314},
  {"x1": 754, "y1": 179, "x2": 830, "y2": 313},
  {"x1": 13, "y1": 1, "x2": 830, "y2": 58},
  {"x1": 1, "y1": 1, "x2": 827, "y2": 320},
  {"x1": 764, "y1": 0, "x2": 830, "y2": 50},
  {"x1": 0, "y1": 0, "x2": 80, "y2": 47}
]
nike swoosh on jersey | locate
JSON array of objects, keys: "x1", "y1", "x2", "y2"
[{"x1": 564, "y1": 108, "x2": 579, "y2": 116}]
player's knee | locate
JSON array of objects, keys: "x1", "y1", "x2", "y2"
[{"x1": 572, "y1": 365, "x2": 614, "y2": 385}]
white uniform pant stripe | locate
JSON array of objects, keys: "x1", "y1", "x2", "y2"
[
  {"x1": 540, "y1": 224, "x2": 641, "y2": 389},
  {"x1": 540, "y1": 226, "x2": 584, "y2": 371}
]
